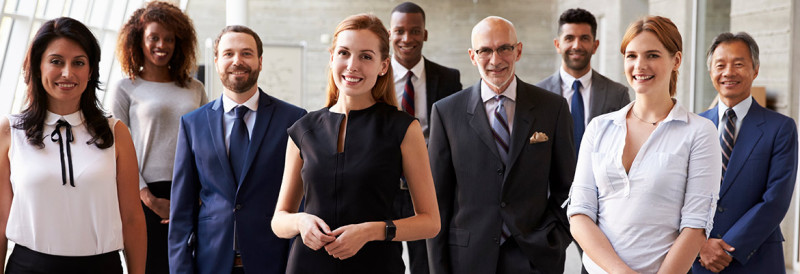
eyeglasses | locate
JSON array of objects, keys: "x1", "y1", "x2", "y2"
[{"x1": 473, "y1": 43, "x2": 518, "y2": 59}]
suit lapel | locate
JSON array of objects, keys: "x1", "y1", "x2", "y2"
[
  {"x1": 207, "y1": 98, "x2": 238, "y2": 186},
  {"x1": 589, "y1": 72, "x2": 609, "y2": 120},
  {"x1": 425, "y1": 60, "x2": 440, "y2": 116},
  {"x1": 238, "y1": 89, "x2": 274, "y2": 187},
  {"x1": 719, "y1": 101, "x2": 765, "y2": 198},
  {"x1": 505, "y1": 80, "x2": 536, "y2": 177},
  {"x1": 466, "y1": 81, "x2": 502, "y2": 161}
]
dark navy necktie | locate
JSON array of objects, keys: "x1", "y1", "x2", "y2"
[
  {"x1": 230, "y1": 106, "x2": 250, "y2": 183},
  {"x1": 571, "y1": 80, "x2": 584, "y2": 155}
]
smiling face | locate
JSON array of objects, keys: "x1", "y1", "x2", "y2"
[
  {"x1": 390, "y1": 12, "x2": 427, "y2": 69},
  {"x1": 142, "y1": 21, "x2": 175, "y2": 68},
  {"x1": 623, "y1": 31, "x2": 681, "y2": 97},
  {"x1": 710, "y1": 40, "x2": 758, "y2": 107},
  {"x1": 40, "y1": 37, "x2": 90, "y2": 112},
  {"x1": 330, "y1": 29, "x2": 390, "y2": 100},
  {"x1": 555, "y1": 23, "x2": 598, "y2": 77},
  {"x1": 469, "y1": 17, "x2": 521, "y2": 94},
  {"x1": 215, "y1": 32, "x2": 262, "y2": 94}
]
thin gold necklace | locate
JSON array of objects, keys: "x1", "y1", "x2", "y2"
[{"x1": 631, "y1": 106, "x2": 659, "y2": 126}]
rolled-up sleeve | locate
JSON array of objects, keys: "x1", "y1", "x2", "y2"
[
  {"x1": 679, "y1": 119, "x2": 721, "y2": 238},
  {"x1": 567, "y1": 119, "x2": 600, "y2": 222}
]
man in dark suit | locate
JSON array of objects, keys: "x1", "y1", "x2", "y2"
[
  {"x1": 693, "y1": 32, "x2": 797, "y2": 274},
  {"x1": 536, "y1": 8, "x2": 629, "y2": 154},
  {"x1": 389, "y1": 2, "x2": 462, "y2": 274},
  {"x1": 169, "y1": 25, "x2": 306, "y2": 274},
  {"x1": 427, "y1": 16, "x2": 575, "y2": 274}
]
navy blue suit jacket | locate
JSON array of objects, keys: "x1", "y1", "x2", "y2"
[
  {"x1": 168, "y1": 89, "x2": 306, "y2": 274},
  {"x1": 693, "y1": 98, "x2": 797, "y2": 273}
]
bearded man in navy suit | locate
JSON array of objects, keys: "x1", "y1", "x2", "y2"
[{"x1": 169, "y1": 25, "x2": 306, "y2": 274}]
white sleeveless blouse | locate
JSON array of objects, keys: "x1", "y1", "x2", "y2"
[{"x1": 7, "y1": 111, "x2": 123, "y2": 256}]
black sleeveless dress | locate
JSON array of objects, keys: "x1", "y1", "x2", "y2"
[{"x1": 285, "y1": 102, "x2": 414, "y2": 274}]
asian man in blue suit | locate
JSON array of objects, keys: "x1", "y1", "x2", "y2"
[
  {"x1": 693, "y1": 32, "x2": 798, "y2": 274},
  {"x1": 169, "y1": 25, "x2": 306, "y2": 274}
]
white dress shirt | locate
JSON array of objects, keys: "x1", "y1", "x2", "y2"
[
  {"x1": 716, "y1": 95, "x2": 752, "y2": 142},
  {"x1": 567, "y1": 100, "x2": 721, "y2": 273},
  {"x1": 7, "y1": 112, "x2": 123, "y2": 256},
  {"x1": 222, "y1": 90, "x2": 259, "y2": 154},
  {"x1": 392, "y1": 56, "x2": 428, "y2": 137},
  {"x1": 560, "y1": 67, "x2": 593, "y2": 126}
]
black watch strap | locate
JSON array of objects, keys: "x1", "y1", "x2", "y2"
[{"x1": 384, "y1": 220, "x2": 396, "y2": 241}]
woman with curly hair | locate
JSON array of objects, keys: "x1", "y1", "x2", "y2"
[{"x1": 108, "y1": 1, "x2": 207, "y2": 273}]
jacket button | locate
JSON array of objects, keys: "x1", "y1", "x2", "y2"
[
  {"x1": 235, "y1": 204, "x2": 242, "y2": 211},
  {"x1": 500, "y1": 202, "x2": 507, "y2": 208},
  {"x1": 496, "y1": 168, "x2": 503, "y2": 175},
  {"x1": 717, "y1": 207, "x2": 724, "y2": 212}
]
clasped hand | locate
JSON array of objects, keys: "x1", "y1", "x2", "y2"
[{"x1": 297, "y1": 213, "x2": 372, "y2": 260}]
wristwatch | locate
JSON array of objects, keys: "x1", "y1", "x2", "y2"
[{"x1": 384, "y1": 220, "x2": 396, "y2": 241}]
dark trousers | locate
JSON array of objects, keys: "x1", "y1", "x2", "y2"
[
  {"x1": 6, "y1": 244, "x2": 122, "y2": 274},
  {"x1": 393, "y1": 187, "x2": 429, "y2": 274},
  {"x1": 497, "y1": 238, "x2": 542, "y2": 274},
  {"x1": 143, "y1": 181, "x2": 171, "y2": 274}
]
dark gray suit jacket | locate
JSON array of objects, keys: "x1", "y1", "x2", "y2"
[
  {"x1": 422, "y1": 59, "x2": 462, "y2": 140},
  {"x1": 535, "y1": 70, "x2": 630, "y2": 123},
  {"x1": 427, "y1": 78, "x2": 576, "y2": 274}
]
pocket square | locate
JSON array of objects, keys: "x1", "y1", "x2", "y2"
[{"x1": 529, "y1": 132, "x2": 549, "y2": 144}]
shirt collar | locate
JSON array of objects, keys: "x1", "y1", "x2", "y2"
[
  {"x1": 559, "y1": 67, "x2": 593, "y2": 90},
  {"x1": 717, "y1": 95, "x2": 752, "y2": 120},
  {"x1": 391, "y1": 56, "x2": 425, "y2": 80},
  {"x1": 607, "y1": 99, "x2": 687, "y2": 126},
  {"x1": 481, "y1": 77, "x2": 517, "y2": 103},
  {"x1": 45, "y1": 110, "x2": 84, "y2": 126},
  {"x1": 222, "y1": 89, "x2": 260, "y2": 113}
]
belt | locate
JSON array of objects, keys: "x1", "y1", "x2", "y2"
[{"x1": 233, "y1": 253, "x2": 243, "y2": 268}]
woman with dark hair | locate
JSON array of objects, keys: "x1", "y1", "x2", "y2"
[
  {"x1": 108, "y1": 2, "x2": 206, "y2": 272},
  {"x1": 0, "y1": 17, "x2": 146, "y2": 273},
  {"x1": 271, "y1": 13, "x2": 439, "y2": 274},
  {"x1": 567, "y1": 16, "x2": 720, "y2": 273}
]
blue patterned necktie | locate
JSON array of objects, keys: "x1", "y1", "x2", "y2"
[
  {"x1": 721, "y1": 108, "x2": 736, "y2": 180},
  {"x1": 230, "y1": 106, "x2": 250, "y2": 183},
  {"x1": 571, "y1": 80, "x2": 584, "y2": 154}
]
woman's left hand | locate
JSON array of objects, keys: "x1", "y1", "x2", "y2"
[{"x1": 324, "y1": 222, "x2": 378, "y2": 260}]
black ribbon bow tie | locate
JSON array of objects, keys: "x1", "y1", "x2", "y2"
[{"x1": 51, "y1": 120, "x2": 75, "y2": 187}]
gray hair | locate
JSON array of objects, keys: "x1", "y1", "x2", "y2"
[{"x1": 706, "y1": 32, "x2": 759, "y2": 70}]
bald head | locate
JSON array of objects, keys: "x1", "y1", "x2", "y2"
[
  {"x1": 471, "y1": 16, "x2": 517, "y2": 48},
  {"x1": 468, "y1": 16, "x2": 522, "y2": 94}
]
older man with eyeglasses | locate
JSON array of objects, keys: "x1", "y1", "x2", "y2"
[{"x1": 426, "y1": 16, "x2": 576, "y2": 274}]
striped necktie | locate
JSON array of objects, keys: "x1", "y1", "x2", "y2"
[
  {"x1": 721, "y1": 108, "x2": 736, "y2": 180},
  {"x1": 491, "y1": 96, "x2": 512, "y2": 244},
  {"x1": 491, "y1": 95, "x2": 510, "y2": 164},
  {"x1": 402, "y1": 71, "x2": 415, "y2": 116}
]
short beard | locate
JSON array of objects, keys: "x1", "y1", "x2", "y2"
[
  {"x1": 220, "y1": 69, "x2": 259, "y2": 93},
  {"x1": 562, "y1": 49, "x2": 591, "y2": 72}
]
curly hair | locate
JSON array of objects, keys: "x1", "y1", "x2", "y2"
[
  {"x1": 17, "y1": 17, "x2": 112, "y2": 149},
  {"x1": 116, "y1": 1, "x2": 197, "y2": 87}
]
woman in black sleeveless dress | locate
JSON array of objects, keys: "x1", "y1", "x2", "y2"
[{"x1": 271, "y1": 14, "x2": 440, "y2": 274}]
